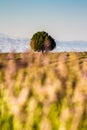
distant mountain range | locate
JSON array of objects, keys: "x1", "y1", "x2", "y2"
[
  {"x1": 0, "y1": 33, "x2": 29, "y2": 52},
  {"x1": 0, "y1": 33, "x2": 87, "y2": 52}
]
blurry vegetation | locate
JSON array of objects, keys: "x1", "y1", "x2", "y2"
[
  {"x1": 0, "y1": 52, "x2": 87, "y2": 130},
  {"x1": 30, "y1": 31, "x2": 56, "y2": 53}
]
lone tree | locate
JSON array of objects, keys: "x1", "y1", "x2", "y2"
[{"x1": 30, "y1": 31, "x2": 56, "y2": 53}]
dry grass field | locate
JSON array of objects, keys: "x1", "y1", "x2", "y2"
[{"x1": 0, "y1": 52, "x2": 87, "y2": 130}]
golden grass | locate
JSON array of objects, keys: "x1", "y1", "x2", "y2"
[{"x1": 0, "y1": 52, "x2": 87, "y2": 130}]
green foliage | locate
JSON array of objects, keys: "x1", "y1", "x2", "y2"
[
  {"x1": 0, "y1": 89, "x2": 13, "y2": 130},
  {"x1": 30, "y1": 31, "x2": 56, "y2": 52},
  {"x1": 48, "y1": 103, "x2": 61, "y2": 130}
]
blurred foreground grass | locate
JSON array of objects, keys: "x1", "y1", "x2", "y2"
[{"x1": 0, "y1": 52, "x2": 87, "y2": 130}]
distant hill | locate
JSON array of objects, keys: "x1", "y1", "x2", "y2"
[
  {"x1": 54, "y1": 41, "x2": 87, "y2": 52},
  {"x1": 0, "y1": 33, "x2": 87, "y2": 52},
  {"x1": 0, "y1": 33, "x2": 29, "y2": 52}
]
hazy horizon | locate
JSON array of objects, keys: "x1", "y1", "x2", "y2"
[
  {"x1": 0, "y1": 0, "x2": 87, "y2": 41},
  {"x1": 0, "y1": 32, "x2": 87, "y2": 42},
  {"x1": 0, "y1": 33, "x2": 87, "y2": 53}
]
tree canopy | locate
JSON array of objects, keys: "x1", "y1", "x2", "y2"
[{"x1": 30, "y1": 31, "x2": 56, "y2": 53}]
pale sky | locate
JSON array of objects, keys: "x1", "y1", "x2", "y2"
[{"x1": 0, "y1": 0, "x2": 87, "y2": 41}]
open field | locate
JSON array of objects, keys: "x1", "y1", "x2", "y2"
[{"x1": 0, "y1": 52, "x2": 87, "y2": 130}]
